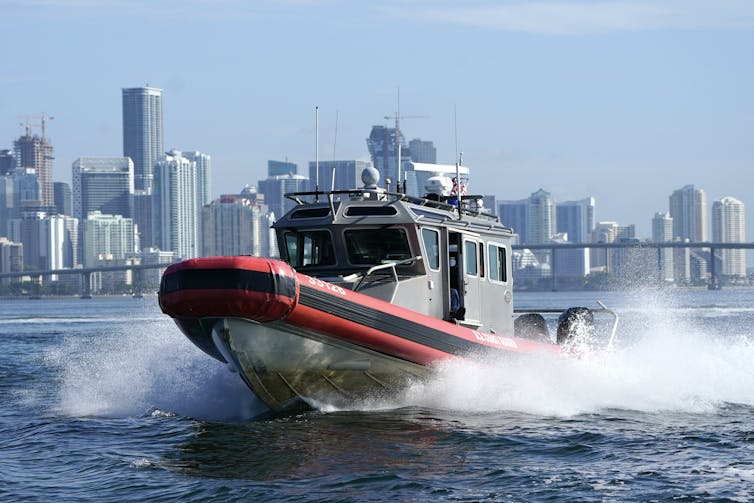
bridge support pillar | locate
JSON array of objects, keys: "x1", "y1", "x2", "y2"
[{"x1": 81, "y1": 271, "x2": 92, "y2": 299}]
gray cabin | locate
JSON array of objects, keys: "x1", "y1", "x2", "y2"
[{"x1": 273, "y1": 170, "x2": 516, "y2": 336}]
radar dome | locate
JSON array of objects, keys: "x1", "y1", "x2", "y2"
[
  {"x1": 361, "y1": 166, "x2": 380, "y2": 188},
  {"x1": 424, "y1": 175, "x2": 452, "y2": 196}
]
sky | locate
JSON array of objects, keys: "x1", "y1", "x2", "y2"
[{"x1": 1, "y1": 0, "x2": 753, "y2": 239}]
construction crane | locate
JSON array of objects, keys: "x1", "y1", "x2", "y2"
[
  {"x1": 383, "y1": 96, "x2": 428, "y2": 189},
  {"x1": 18, "y1": 113, "x2": 55, "y2": 139}
]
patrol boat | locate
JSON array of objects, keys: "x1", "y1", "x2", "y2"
[{"x1": 159, "y1": 166, "x2": 613, "y2": 414}]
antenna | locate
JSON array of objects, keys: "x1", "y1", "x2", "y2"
[
  {"x1": 331, "y1": 110, "x2": 339, "y2": 191},
  {"x1": 315, "y1": 105, "x2": 319, "y2": 201},
  {"x1": 383, "y1": 88, "x2": 429, "y2": 192}
]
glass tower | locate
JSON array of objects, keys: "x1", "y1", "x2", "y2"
[{"x1": 122, "y1": 86, "x2": 163, "y2": 194}]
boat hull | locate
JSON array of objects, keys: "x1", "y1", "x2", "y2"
[
  {"x1": 160, "y1": 256, "x2": 558, "y2": 413},
  {"x1": 208, "y1": 317, "x2": 428, "y2": 412}
]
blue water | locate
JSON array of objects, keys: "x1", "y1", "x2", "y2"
[{"x1": 2, "y1": 290, "x2": 754, "y2": 501}]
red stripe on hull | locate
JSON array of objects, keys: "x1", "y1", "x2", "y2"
[{"x1": 285, "y1": 303, "x2": 454, "y2": 365}]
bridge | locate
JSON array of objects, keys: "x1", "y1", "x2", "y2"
[
  {"x1": 512, "y1": 241, "x2": 754, "y2": 289},
  {"x1": 0, "y1": 262, "x2": 175, "y2": 298},
  {"x1": 1, "y1": 241, "x2": 752, "y2": 297}
]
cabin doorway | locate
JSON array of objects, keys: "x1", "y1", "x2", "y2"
[
  {"x1": 449, "y1": 232, "x2": 482, "y2": 325},
  {"x1": 461, "y1": 236, "x2": 481, "y2": 324}
]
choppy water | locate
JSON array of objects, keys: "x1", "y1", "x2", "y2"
[{"x1": 2, "y1": 290, "x2": 754, "y2": 501}]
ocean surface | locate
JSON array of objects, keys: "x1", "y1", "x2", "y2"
[{"x1": 2, "y1": 289, "x2": 754, "y2": 502}]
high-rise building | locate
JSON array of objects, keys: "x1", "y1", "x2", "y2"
[
  {"x1": 711, "y1": 196, "x2": 746, "y2": 279},
  {"x1": 0, "y1": 236, "x2": 23, "y2": 279},
  {"x1": 9, "y1": 212, "x2": 78, "y2": 270},
  {"x1": 153, "y1": 151, "x2": 200, "y2": 259},
  {"x1": 652, "y1": 212, "x2": 674, "y2": 282},
  {"x1": 122, "y1": 86, "x2": 163, "y2": 194},
  {"x1": 528, "y1": 189, "x2": 556, "y2": 245},
  {"x1": 0, "y1": 149, "x2": 16, "y2": 176},
  {"x1": 13, "y1": 168, "x2": 40, "y2": 208},
  {"x1": 257, "y1": 173, "x2": 309, "y2": 223},
  {"x1": 0, "y1": 174, "x2": 14, "y2": 236},
  {"x1": 498, "y1": 198, "x2": 528, "y2": 244},
  {"x1": 54, "y1": 182, "x2": 71, "y2": 216},
  {"x1": 72, "y1": 157, "x2": 134, "y2": 222},
  {"x1": 13, "y1": 131, "x2": 53, "y2": 206},
  {"x1": 82, "y1": 211, "x2": 139, "y2": 267},
  {"x1": 366, "y1": 125, "x2": 411, "y2": 188},
  {"x1": 202, "y1": 195, "x2": 275, "y2": 257},
  {"x1": 669, "y1": 184, "x2": 707, "y2": 242},
  {"x1": 309, "y1": 160, "x2": 372, "y2": 193},
  {"x1": 268, "y1": 160, "x2": 297, "y2": 177},
  {"x1": 408, "y1": 138, "x2": 437, "y2": 164},
  {"x1": 183, "y1": 151, "x2": 212, "y2": 206},
  {"x1": 556, "y1": 197, "x2": 595, "y2": 244}
]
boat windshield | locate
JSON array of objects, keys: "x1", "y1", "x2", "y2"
[
  {"x1": 345, "y1": 228, "x2": 412, "y2": 265},
  {"x1": 284, "y1": 230, "x2": 336, "y2": 268}
]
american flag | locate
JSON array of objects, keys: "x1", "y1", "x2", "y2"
[{"x1": 450, "y1": 177, "x2": 468, "y2": 197}]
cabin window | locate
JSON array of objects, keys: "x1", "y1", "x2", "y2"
[
  {"x1": 284, "y1": 230, "x2": 336, "y2": 268},
  {"x1": 345, "y1": 228, "x2": 411, "y2": 265},
  {"x1": 421, "y1": 228, "x2": 440, "y2": 270},
  {"x1": 464, "y1": 240, "x2": 478, "y2": 276},
  {"x1": 488, "y1": 243, "x2": 508, "y2": 283}
]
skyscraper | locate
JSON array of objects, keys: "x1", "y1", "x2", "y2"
[
  {"x1": 257, "y1": 173, "x2": 309, "y2": 223},
  {"x1": 669, "y1": 184, "x2": 707, "y2": 242},
  {"x1": 711, "y1": 196, "x2": 746, "y2": 279},
  {"x1": 122, "y1": 86, "x2": 163, "y2": 194},
  {"x1": 309, "y1": 160, "x2": 371, "y2": 192},
  {"x1": 498, "y1": 198, "x2": 528, "y2": 244},
  {"x1": 268, "y1": 160, "x2": 297, "y2": 177},
  {"x1": 54, "y1": 182, "x2": 71, "y2": 216},
  {"x1": 82, "y1": 211, "x2": 139, "y2": 267},
  {"x1": 13, "y1": 130, "x2": 54, "y2": 206},
  {"x1": 202, "y1": 195, "x2": 275, "y2": 257},
  {"x1": 366, "y1": 125, "x2": 411, "y2": 188},
  {"x1": 652, "y1": 212, "x2": 674, "y2": 282},
  {"x1": 556, "y1": 197, "x2": 595, "y2": 244},
  {"x1": 182, "y1": 151, "x2": 212, "y2": 206},
  {"x1": 408, "y1": 138, "x2": 437, "y2": 164},
  {"x1": 528, "y1": 189, "x2": 556, "y2": 245},
  {"x1": 0, "y1": 149, "x2": 16, "y2": 176},
  {"x1": 72, "y1": 157, "x2": 134, "y2": 222},
  {"x1": 153, "y1": 151, "x2": 201, "y2": 259}
]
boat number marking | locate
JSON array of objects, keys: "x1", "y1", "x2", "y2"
[
  {"x1": 473, "y1": 331, "x2": 518, "y2": 349},
  {"x1": 307, "y1": 277, "x2": 347, "y2": 296}
]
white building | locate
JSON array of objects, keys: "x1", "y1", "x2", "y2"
[
  {"x1": 712, "y1": 196, "x2": 746, "y2": 279},
  {"x1": 182, "y1": 151, "x2": 212, "y2": 206},
  {"x1": 153, "y1": 151, "x2": 200, "y2": 259},
  {"x1": 669, "y1": 184, "x2": 707, "y2": 242},
  {"x1": 9, "y1": 212, "x2": 78, "y2": 271},
  {"x1": 202, "y1": 195, "x2": 276, "y2": 257},
  {"x1": 82, "y1": 211, "x2": 139, "y2": 267},
  {"x1": 652, "y1": 212, "x2": 674, "y2": 283}
]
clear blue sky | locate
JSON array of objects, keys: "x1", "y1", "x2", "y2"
[{"x1": 2, "y1": 0, "x2": 753, "y2": 239}]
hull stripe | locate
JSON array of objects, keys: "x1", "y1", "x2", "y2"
[
  {"x1": 161, "y1": 269, "x2": 297, "y2": 298},
  {"x1": 298, "y1": 285, "x2": 477, "y2": 356}
]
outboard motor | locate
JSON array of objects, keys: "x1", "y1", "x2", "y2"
[
  {"x1": 556, "y1": 307, "x2": 595, "y2": 345},
  {"x1": 514, "y1": 313, "x2": 550, "y2": 342}
]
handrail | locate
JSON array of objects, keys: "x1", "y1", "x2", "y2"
[{"x1": 353, "y1": 256, "x2": 423, "y2": 294}]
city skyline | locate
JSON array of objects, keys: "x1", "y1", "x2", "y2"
[{"x1": 1, "y1": 0, "x2": 753, "y2": 240}]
